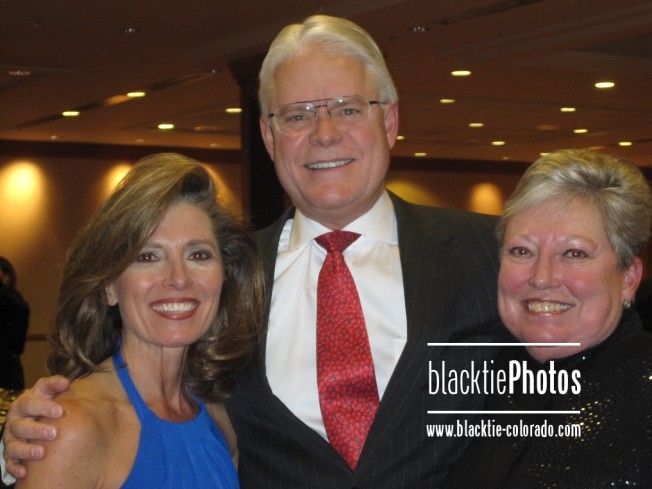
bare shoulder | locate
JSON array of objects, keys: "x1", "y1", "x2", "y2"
[{"x1": 16, "y1": 372, "x2": 139, "y2": 489}]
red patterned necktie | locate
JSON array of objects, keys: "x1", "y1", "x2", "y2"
[{"x1": 315, "y1": 230, "x2": 379, "y2": 470}]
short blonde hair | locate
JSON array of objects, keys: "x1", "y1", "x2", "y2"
[{"x1": 496, "y1": 149, "x2": 652, "y2": 269}]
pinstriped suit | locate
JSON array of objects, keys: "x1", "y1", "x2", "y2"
[{"x1": 226, "y1": 193, "x2": 511, "y2": 488}]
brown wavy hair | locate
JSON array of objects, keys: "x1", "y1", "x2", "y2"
[{"x1": 47, "y1": 153, "x2": 266, "y2": 402}]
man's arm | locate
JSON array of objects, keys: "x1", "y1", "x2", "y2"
[{"x1": 2, "y1": 376, "x2": 70, "y2": 480}]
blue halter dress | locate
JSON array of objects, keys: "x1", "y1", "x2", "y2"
[{"x1": 113, "y1": 348, "x2": 239, "y2": 488}]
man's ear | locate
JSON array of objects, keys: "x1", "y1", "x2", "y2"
[
  {"x1": 259, "y1": 115, "x2": 275, "y2": 160},
  {"x1": 383, "y1": 102, "x2": 399, "y2": 149}
]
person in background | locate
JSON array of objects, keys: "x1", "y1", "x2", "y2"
[
  {"x1": 0, "y1": 257, "x2": 29, "y2": 391},
  {"x1": 11, "y1": 154, "x2": 265, "y2": 488},
  {"x1": 443, "y1": 149, "x2": 652, "y2": 487},
  {"x1": 2, "y1": 15, "x2": 508, "y2": 488}
]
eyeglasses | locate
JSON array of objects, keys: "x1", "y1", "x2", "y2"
[{"x1": 268, "y1": 95, "x2": 384, "y2": 135}]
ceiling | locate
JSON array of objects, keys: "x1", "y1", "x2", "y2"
[{"x1": 2, "y1": 0, "x2": 652, "y2": 167}]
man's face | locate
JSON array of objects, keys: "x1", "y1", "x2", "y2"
[{"x1": 260, "y1": 48, "x2": 399, "y2": 229}]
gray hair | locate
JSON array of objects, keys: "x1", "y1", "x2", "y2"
[
  {"x1": 496, "y1": 149, "x2": 652, "y2": 269},
  {"x1": 258, "y1": 14, "x2": 398, "y2": 116}
]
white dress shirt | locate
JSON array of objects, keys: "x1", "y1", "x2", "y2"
[{"x1": 265, "y1": 192, "x2": 408, "y2": 440}]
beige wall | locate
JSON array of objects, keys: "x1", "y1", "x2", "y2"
[
  {"x1": 1, "y1": 150, "x2": 526, "y2": 386},
  {"x1": 387, "y1": 169, "x2": 520, "y2": 215}
]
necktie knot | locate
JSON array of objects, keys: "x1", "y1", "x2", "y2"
[{"x1": 316, "y1": 230, "x2": 360, "y2": 253}]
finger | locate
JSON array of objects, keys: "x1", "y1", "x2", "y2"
[
  {"x1": 7, "y1": 418, "x2": 57, "y2": 442},
  {"x1": 8, "y1": 395, "x2": 64, "y2": 422},
  {"x1": 32, "y1": 375, "x2": 70, "y2": 399},
  {"x1": 6, "y1": 458, "x2": 28, "y2": 480},
  {"x1": 6, "y1": 455, "x2": 29, "y2": 479}
]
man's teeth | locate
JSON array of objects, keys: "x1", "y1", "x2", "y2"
[
  {"x1": 527, "y1": 301, "x2": 572, "y2": 313},
  {"x1": 307, "y1": 159, "x2": 351, "y2": 169},
  {"x1": 153, "y1": 302, "x2": 196, "y2": 313}
]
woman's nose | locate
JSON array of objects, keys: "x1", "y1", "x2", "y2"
[
  {"x1": 163, "y1": 260, "x2": 192, "y2": 288},
  {"x1": 528, "y1": 256, "x2": 560, "y2": 289}
]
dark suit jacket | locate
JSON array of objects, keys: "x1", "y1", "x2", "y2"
[
  {"x1": 226, "y1": 193, "x2": 511, "y2": 488},
  {"x1": 0, "y1": 283, "x2": 29, "y2": 391}
]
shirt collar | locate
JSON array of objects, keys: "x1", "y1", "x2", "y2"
[{"x1": 287, "y1": 191, "x2": 398, "y2": 250}]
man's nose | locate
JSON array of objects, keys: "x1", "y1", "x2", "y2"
[{"x1": 308, "y1": 105, "x2": 343, "y2": 144}]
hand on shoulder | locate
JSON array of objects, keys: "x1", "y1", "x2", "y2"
[{"x1": 16, "y1": 374, "x2": 139, "y2": 489}]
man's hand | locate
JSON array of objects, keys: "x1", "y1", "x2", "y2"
[{"x1": 3, "y1": 375, "x2": 70, "y2": 479}]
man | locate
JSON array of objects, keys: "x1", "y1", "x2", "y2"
[
  {"x1": 0, "y1": 257, "x2": 30, "y2": 391},
  {"x1": 3, "y1": 15, "x2": 508, "y2": 488}
]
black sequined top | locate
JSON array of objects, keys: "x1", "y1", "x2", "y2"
[{"x1": 442, "y1": 308, "x2": 652, "y2": 488}]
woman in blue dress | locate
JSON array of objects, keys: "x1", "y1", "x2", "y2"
[{"x1": 15, "y1": 153, "x2": 265, "y2": 488}]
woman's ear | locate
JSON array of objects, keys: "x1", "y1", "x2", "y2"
[
  {"x1": 105, "y1": 283, "x2": 118, "y2": 306},
  {"x1": 623, "y1": 257, "x2": 643, "y2": 302}
]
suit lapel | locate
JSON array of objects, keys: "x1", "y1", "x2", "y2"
[
  {"x1": 250, "y1": 197, "x2": 471, "y2": 472},
  {"x1": 359, "y1": 194, "x2": 462, "y2": 467}
]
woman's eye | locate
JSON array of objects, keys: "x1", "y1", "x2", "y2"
[
  {"x1": 189, "y1": 249, "x2": 213, "y2": 261},
  {"x1": 508, "y1": 246, "x2": 530, "y2": 257},
  {"x1": 135, "y1": 251, "x2": 159, "y2": 263},
  {"x1": 564, "y1": 248, "x2": 588, "y2": 259}
]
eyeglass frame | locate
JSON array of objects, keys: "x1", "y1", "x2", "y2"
[{"x1": 267, "y1": 95, "x2": 385, "y2": 135}]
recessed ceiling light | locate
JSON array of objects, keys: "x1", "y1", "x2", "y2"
[
  {"x1": 560, "y1": 107, "x2": 576, "y2": 112},
  {"x1": 491, "y1": 141, "x2": 505, "y2": 146},
  {"x1": 574, "y1": 128, "x2": 588, "y2": 134},
  {"x1": 439, "y1": 98, "x2": 455, "y2": 104},
  {"x1": 158, "y1": 123, "x2": 174, "y2": 130},
  {"x1": 536, "y1": 124, "x2": 560, "y2": 131},
  {"x1": 414, "y1": 152, "x2": 427, "y2": 157},
  {"x1": 194, "y1": 125, "x2": 220, "y2": 132},
  {"x1": 451, "y1": 70, "x2": 471, "y2": 77},
  {"x1": 127, "y1": 91, "x2": 146, "y2": 98},
  {"x1": 396, "y1": 135, "x2": 405, "y2": 140},
  {"x1": 619, "y1": 141, "x2": 633, "y2": 147},
  {"x1": 62, "y1": 111, "x2": 80, "y2": 117},
  {"x1": 8, "y1": 69, "x2": 31, "y2": 77},
  {"x1": 468, "y1": 122, "x2": 484, "y2": 128},
  {"x1": 595, "y1": 81, "x2": 615, "y2": 89},
  {"x1": 410, "y1": 25, "x2": 430, "y2": 34},
  {"x1": 225, "y1": 107, "x2": 242, "y2": 114}
]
